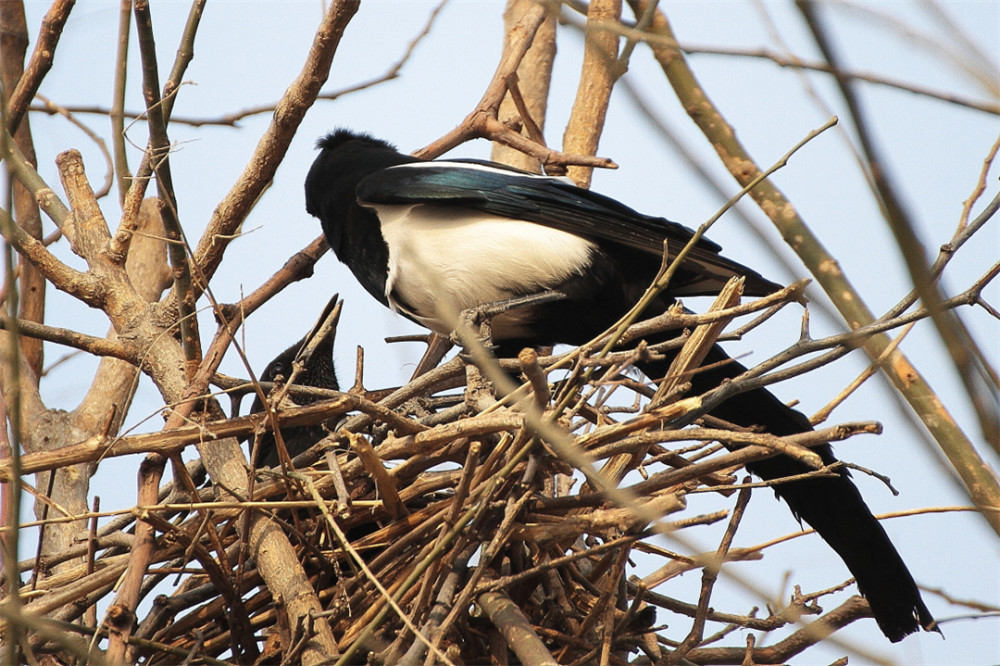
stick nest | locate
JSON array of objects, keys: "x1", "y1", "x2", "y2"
[{"x1": 19, "y1": 292, "x2": 879, "y2": 665}]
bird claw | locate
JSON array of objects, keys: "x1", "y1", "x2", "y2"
[{"x1": 453, "y1": 289, "x2": 568, "y2": 350}]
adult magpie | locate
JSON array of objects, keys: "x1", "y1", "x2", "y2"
[
  {"x1": 304, "y1": 129, "x2": 936, "y2": 642},
  {"x1": 248, "y1": 325, "x2": 339, "y2": 469}
]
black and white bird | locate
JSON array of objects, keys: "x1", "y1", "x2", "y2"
[{"x1": 304, "y1": 129, "x2": 936, "y2": 642}]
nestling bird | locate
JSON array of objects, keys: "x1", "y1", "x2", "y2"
[
  {"x1": 304, "y1": 129, "x2": 936, "y2": 642},
  {"x1": 248, "y1": 316, "x2": 339, "y2": 469}
]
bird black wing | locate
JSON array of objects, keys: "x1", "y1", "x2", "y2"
[{"x1": 355, "y1": 161, "x2": 781, "y2": 297}]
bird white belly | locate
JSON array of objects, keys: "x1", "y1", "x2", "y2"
[{"x1": 372, "y1": 203, "x2": 596, "y2": 335}]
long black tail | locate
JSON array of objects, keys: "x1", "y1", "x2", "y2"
[{"x1": 640, "y1": 344, "x2": 936, "y2": 642}]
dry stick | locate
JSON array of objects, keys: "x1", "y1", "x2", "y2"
[
  {"x1": 630, "y1": 0, "x2": 1000, "y2": 532},
  {"x1": 415, "y1": 4, "x2": 614, "y2": 171},
  {"x1": 133, "y1": 578, "x2": 227, "y2": 647},
  {"x1": 669, "y1": 483, "x2": 752, "y2": 664},
  {"x1": 110, "y1": 0, "x2": 203, "y2": 261},
  {"x1": 323, "y1": 451, "x2": 352, "y2": 514},
  {"x1": 652, "y1": 278, "x2": 744, "y2": 407},
  {"x1": 959, "y1": 134, "x2": 1000, "y2": 231},
  {"x1": 133, "y1": 0, "x2": 202, "y2": 379},
  {"x1": 397, "y1": 547, "x2": 473, "y2": 666},
  {"x1": 177, "y1": 518, "x2": 258, "y2": 659},
  {"x1": 625, "y1": 423, "x2": 879, "y2": 501},
  {"x1": 137, "y1": 512, "x2": 254, "y2": 656},
  {"x1": 684, "y1": 596, "x2": 874, "y2": 664},
  {"x1": 0, "y1": 606, "x2": 104, "y2": 666},
  {"x1": 476, "y1": 533, "x2": 642, "y2": 595},
  {"x1": 580, "y1": 418, "x2": 830, "y2": 471},
  {"x1": 0, "y1": 315, "x2": 131, "y2": 361},
  {"x1": 811, "y1": 322, "x2": 914, "y2": 426},
  {"x1": 104, "y1": 459, "x2": 166, "y2": 662},
  {"x1": 492, "y1": 0, "x2": 556, "y2": 173},
  {"x1": 34, "y1": 94, "x2": 115, "y2": 199},
  {"x1": 562, "y1": 0, "x2": 623, "y2": 187},
  {"x1": 613, "y1": 280, "x2": 808, "y2": 345},
  {"x1": 3, "y1": 0, "x2": 74, "y2": 136},
  {"x1": 346, "y1": 432, "x2": 407, "y2": 520},
  {"x1": 478, "y1": 588, "x2": 560, "y2": 666},
  {"x1": 518, "y1": 348, "x2": 550, "y2": 408},
  {"x1": 605, "y1": 553, "x2": 629, "y2": 663},
  {"x1": 0, "y1": 388, "x2": 24, "y2": 665},
  {"x1": 0, "y1": 2, "x2": 48, "y2": 381},
  {"x1": 111, "y1": 0, "x2": 131, "y2": 201},
  {"x1": 0, "y1": 135, "x2": 73, "y2": 232},
  {"x1": 83, "y1": 497, "x2": 100, "y2": 628},
  {"x1": 448, "y1": 441, "x2": 481, "y2": 526},
  {"x1": 684, "y1": 464, "x2": 845, "y2": 495},
  {"x1": 168, "y1": 463, "x2": 258, "y2": 661},
  {"x1": 17, "y1": 553, "x2": 139, "y2": 623},
  {"x1": 689, "y1": 44, "x2": 1000, "y2": 116},
  {"x1": 626, "y1": 580, "x2": 784, "y2": 633},
  {"x1": 567, "y1": 544, "x2": 630, "y2": 663}
]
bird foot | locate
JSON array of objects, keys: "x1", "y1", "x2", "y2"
[{"x1": 451, "y1": 290, "x2": 568, "y2": 349}]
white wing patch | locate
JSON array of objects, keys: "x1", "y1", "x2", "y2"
[{"x1": 372, "y1": 203, "x2": 595, "y2": 336}]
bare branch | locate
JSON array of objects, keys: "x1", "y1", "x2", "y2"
[{"x1": 4, "y1": 0, "x2": 74, "y2": 135}]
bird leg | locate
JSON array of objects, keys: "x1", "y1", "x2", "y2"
[{"x1": 452, "y1": 289, "x2": 567, "y2": 350}]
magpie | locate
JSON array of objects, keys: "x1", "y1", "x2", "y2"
[
  {"x1": 304, "y1": 129, "x2": 936, "y2": 642},
  {"x1": 248, "y1": 325, "x2": 339, "y2": 469}
]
